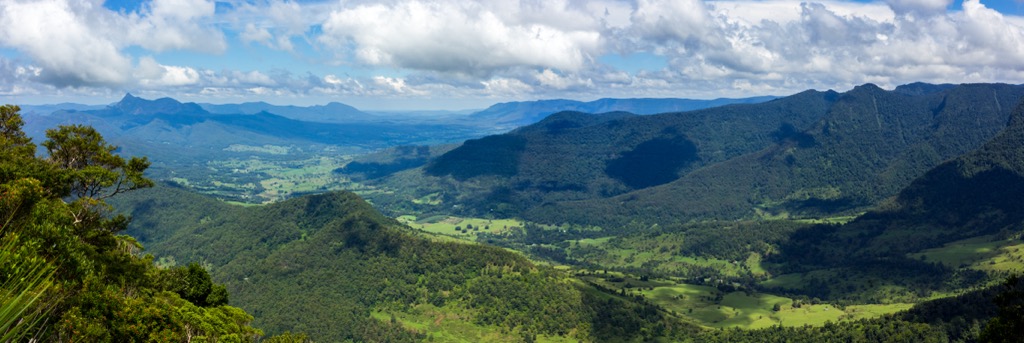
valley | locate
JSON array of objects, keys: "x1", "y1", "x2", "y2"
[
  {"x1": 8, "y1": 1, "x2": 1024, "y2": 341},
  {"x1": 7, "y1": 82, "x2": 1024, "y2": 342}
]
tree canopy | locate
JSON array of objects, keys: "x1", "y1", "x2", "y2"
[{"x1": 0, "y1": 104, "x2": 261, "y2": 341}]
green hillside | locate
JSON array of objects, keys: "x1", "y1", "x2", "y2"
[{"x1": 112, "y1": 185, "x2": 696, "y2": 342}]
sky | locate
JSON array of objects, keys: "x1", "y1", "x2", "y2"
[{"x1": 1, "y1": 0, "x2": 1023, "y2": 110}]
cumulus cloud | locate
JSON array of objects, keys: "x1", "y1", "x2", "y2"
[
  {"x1": 319, "y1": 0, "x2": 602, "y2": 75},
  {"x1": 3, "y1": 0, "x2": 1024, "y2": 106},
  {"x1": 0, "y1": 0, "x2": 133, "y2": 86},
  {"x1": 482, "y1": 78, "x2": 534, "y2": 96},
  {"x1": 125, "y1": 0, "x2": 225, "y2": 53},
  {"x1": 0, "y1": 0, "x2": 223, "y2": 88},
  {"x1": 135, "y1": 57, "x2": 200, "y2": 87},
  {"x1": 229, "y1": 0, "x2": 327, "y2": 51}
]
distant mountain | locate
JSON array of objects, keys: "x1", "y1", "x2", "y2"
[
  {"x1": 201, "y1": 101, "x2": 374, "y2": 123},
  {"x1": 19, "y1": 94, "x2": 483, "y2": 155},
  {"x1": 18, "y1": 103, "x2": 105, "y2": 115},
  {"x1": 113, "y1": 93, "x2": 208, "y2": 116},
  {"x1": 467, "y1": 96, "x2": 777, "y2": 128},
  {"x1": 16, "y1": 94, "x2": 486, "y2": 198}
]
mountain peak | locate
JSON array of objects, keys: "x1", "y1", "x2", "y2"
[
  {"x1": 852, "y1": 83, "x2": 884, "y2": 92},
  {"x1": 893, "y1": 82, "x2": 956, "y2": 96},
  {"x1": 112, "y1": 93, "x2": 207, "y2": 116}
]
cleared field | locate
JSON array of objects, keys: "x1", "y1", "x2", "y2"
[
  {"x1": 396, "y1": 215, "x2": 523, "y2": 241},
  {"x1": 196, "y1": 154, "x2": 370, "y2": 202},
  {"x1": 639, "y1": 283, "x2": 912, "y2": 329},
  {"x1": 371, "y1": 305, "x2": 576, "y2": 343},
  {"x1": 908, "y1": 235, "x2": 1024, "y2": 272}
]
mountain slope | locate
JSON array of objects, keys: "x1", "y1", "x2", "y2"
[
  {"x1": 765, "y1": 95, "x2": 1024, "y2": 300},
  {"x1": 112, "y1": 185, "x2": 694, "y2": 342},
  {"x1": 520, "y1": 83, "x2": 1024, "y2": 225}
]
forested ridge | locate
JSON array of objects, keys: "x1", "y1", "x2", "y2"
[
  {"x1": 112, "y1": 185, "x2": 697, "y2": 342},
  {"x1": 765, "y1": 94, "x2": 1024, "y2": 301}
]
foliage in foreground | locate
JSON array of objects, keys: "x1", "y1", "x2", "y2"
[{"x1": 0, "y1": 104, "x2": 262, "y2": 341}]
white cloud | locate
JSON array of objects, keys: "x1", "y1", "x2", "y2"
[
  {"x1": 0, "y1": 0, "x2": 223, "y2": 88},
  {"x1": 229, "y1": 0, "x2": 326, "y2": 51},
  {"x1": 0, "y1": 0, "x2": 132, "y2": 86},
  {"x1": 4, "y1": 0, "x2": 1024, "y2": 107},
  {"x1": 482, "y1": 77, "x2": 534, "y2": 96},
  {"x1": 240, "y1": 23, "x2": 274, "y2": 45},
  {"x1": 135, "y1": 56, "x2": 201, "y2": 87},
  {"x1": 125, "y1": 0, "x2": 225, "y2": 53},
  {"x1": 319, "y1": 0, "x2": 602, "y2": 75},
  {"x1": 534, "y1": 69, "x2": 594, "y2": 90},
  {"x1": 373, "y1": 76, "x2": 427, "y2": 95}
]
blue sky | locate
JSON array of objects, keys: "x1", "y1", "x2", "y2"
[{"x1": 1, "y1": 0, "x2": 1023, "y2": 110}]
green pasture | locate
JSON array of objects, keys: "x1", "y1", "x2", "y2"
[
  {"x1": 566, "y1": 238, "x2": 752, "y2": 278},
  {"x1": 372, "y1": 305, "x2": 576, "y2": 343},
  {"x1": 639, "y1": 283, "x2": 912, "y2": 329},
  {"x1": 908, "y1": 235, "x2": 1024, "y2": 273},
  {"x1": 396, "y1": 215, "x2": 523, "y2": 241}
]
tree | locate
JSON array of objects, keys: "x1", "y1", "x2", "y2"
[
  {"x1": 0, "y1": 105, "x2": 34, "y2": 158},
  {"x1": 41, "y1": 124, "x2": 153, "y2": 224},
  {"x1": 980, "y1": 276, "x2": 1024, "y2": 343},
  {"x1": 0, "y1": 105, "x2": 263, "y2": 341}
]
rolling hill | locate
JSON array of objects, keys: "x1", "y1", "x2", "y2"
[{"x1": 111, "y1": 185, "x2": 694, "y2": 342}]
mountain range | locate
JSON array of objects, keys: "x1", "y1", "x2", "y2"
[
  {"x1": 467, "y1": 96, "x2": 777, "y2": 129},
  {"x1": 351, "y1": 83, "x2": 1024, "y2": 226}
]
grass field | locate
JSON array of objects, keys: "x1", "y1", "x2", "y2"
[
  {"x1": 189, "y1": 153, "x2": 370, "y2": 202},
  {"x1": 372, "y1": 305, "x2": 577, "y2": 343},
  {"x1": 396, "y1": 215, "x2": 523, "y2": 241},
  {"x1": 908, "y1": 235, "x2": 1024, "y2": 273},
  {"x1": 564, "y1": 237, "x2": 754, "y2": 278},
  {"x1": 637, "y1": 283, "x2": 912, "y2": 329}
]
